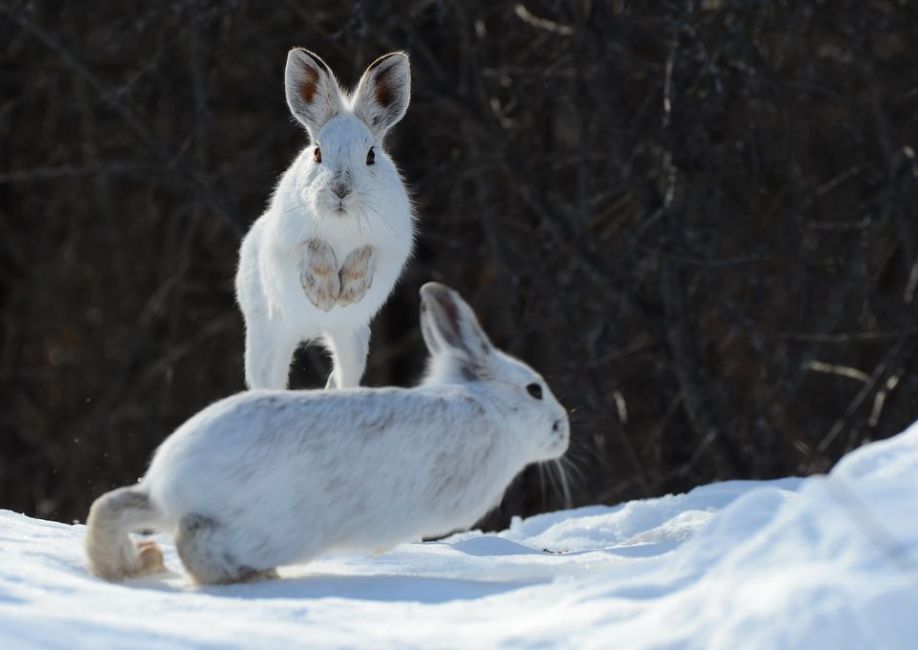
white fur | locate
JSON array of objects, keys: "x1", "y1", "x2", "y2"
[
  {"x1": 236, "y1": 49, "x2": 415, "y2": 389},
  {"x1": 84, "y1": 283, "x2": 570, "y2": 584}
]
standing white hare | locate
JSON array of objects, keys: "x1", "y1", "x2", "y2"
[
  {"x1": 236, "y1": 48, "x2": 415, "y2": 389},
  {"x1": 85, "y1": 283, "x2": 569, "y2": 585}
]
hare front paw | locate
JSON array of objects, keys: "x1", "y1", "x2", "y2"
[
  {"x1": 338, "y1": 245, "x2": 376, "y2": 306},
  {"x1": 300, "y1": 239, "x2": 340, "y2": 312}
]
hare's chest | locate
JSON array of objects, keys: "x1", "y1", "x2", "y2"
[{"x1": 315, "y1": 219, "x2": 369, "y2": 255}]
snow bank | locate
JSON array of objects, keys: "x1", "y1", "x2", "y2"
[{"x1": 1, "y1": 422, "x2": 916, "y2": 649}]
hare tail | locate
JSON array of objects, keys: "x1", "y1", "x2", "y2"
[{"x1": 84, "y1": 486, "x2": 167, "y2": 581}]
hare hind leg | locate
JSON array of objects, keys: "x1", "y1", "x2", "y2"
[
  {"x1": 85, "y1": 487, "x2": 167, "y2": 581},
  {"x1": 243, "y1": 317, "x2": 300, "y2": 390},
  {"x1": 324, "y1": 323, "x2": 370, "y2": 389},
  {"x1": 175, "y1": 514, "x2": 278, "y2": 585}
]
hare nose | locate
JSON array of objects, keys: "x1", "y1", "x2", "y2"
[{"x1": 332, "y1": 184, "x2": 350, "y2": 199}]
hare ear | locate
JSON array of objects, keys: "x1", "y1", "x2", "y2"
[
  {"x1": 420, "y1": 283, "x2": 493, "y2": 375},
  {"x1": 353, "y1": 52, "x2": 411, "y2": 137},
  {"x1": 285, "y1": 49, "x2": 343, "y2": 137},
  {"x1": 419, "y1": 299, "x2": 443, "y2": 357}
]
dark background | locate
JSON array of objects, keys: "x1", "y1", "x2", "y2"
[{"x1": 1, "y1": 1, "x2": 916, "y2": 528}]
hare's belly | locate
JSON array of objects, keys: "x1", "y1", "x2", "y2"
[{"x1": 283, "y1": 280, "x2": 391, "y2": 331}]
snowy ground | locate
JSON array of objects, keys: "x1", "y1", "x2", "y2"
[{"x1": 1, "y1": 422, "x2": 917, "y2": 649}]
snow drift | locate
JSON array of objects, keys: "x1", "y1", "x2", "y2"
[{"x1": 1, "y1": 421, "x2": 916, "y2": 649}]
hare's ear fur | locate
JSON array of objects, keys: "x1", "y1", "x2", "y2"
[
  {"x1": 353, "y1": 52, "x2": 411, "y2": 137},
  {"x1": 420, "y1": 283, "x2": 493, "y2": 377},
  {"x1": 285, "y1": 48, "x2": 343, "y2": 137}
]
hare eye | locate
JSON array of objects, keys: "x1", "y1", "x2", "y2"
[
  {"x1": 526, "y1": 383, "x2": 543, "y2": 400},
  {"x1": 313, "y1": 147, "x2": 322, "y2": 164},
  {"x1": 366, "y1": 146, "x2": 375, "y2": 166}
]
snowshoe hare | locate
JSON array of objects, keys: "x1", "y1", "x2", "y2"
[
  {"x1": 85, "y1": 283, "x2": 569, "y2": 585},
  {"x1": 236, "y1": 49, "x2": 415, "y2": 389}
]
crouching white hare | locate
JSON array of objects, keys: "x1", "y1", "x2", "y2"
[
  {"x1": 85, "y1": 283, "x2": 569, "y2": 585},
  {"x1": 236, "y1": 48, "x2": 415, "y2": 389}
]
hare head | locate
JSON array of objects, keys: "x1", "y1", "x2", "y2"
[
  {"x1": 420, "y1": 282, "x2": 570, "y2": 464},
  {"x1": 284, "y1": 49, "x2": 410, "y2": 219}
]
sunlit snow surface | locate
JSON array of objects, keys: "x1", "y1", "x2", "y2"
[{"x1": 2, "y1": 422, "x2": 917, "y2": 649}]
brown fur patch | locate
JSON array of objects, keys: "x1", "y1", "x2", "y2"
[
  {"x1": 306, "y1": 239, "x2": 337, "y2": 276},
  {"x1": 299, "y1": 64, "x2": 320, "y2": 105},
  {"x1": 436, "y1": 291, "x2": 462, "y2": 340},
  {"x1": 340, "y1": 248, "x2": 372, "y2": 281},
  {"x1": 136, "y1": 540, "x2": 166, "y2": 575},
  {"x1": 337, "y1": 245, "x2": 376, "y2": 306},
  {"x1": 300, "y1": 239, "x2": 340, "y2": 311},
  {"x1": 374, "y1": 64, "x2": 393, "y2": 108}
]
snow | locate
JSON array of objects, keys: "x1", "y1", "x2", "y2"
[{"x1": 2, "y1": 422, "x2": 917, "y2": 649}]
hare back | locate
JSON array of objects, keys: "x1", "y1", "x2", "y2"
[{"x1": 143, "y1": 387, "x2": 518, "y2": 554}]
